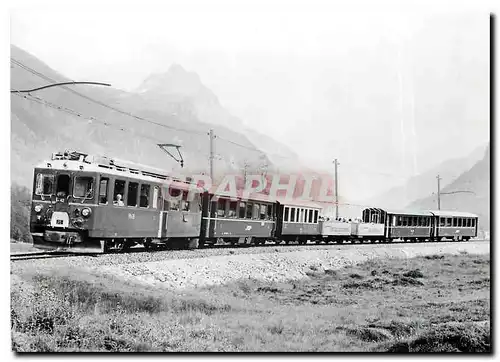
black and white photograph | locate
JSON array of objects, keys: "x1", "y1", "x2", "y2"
[{"x1": 8, "y1": 0, "x2": 492, "y2": 353}]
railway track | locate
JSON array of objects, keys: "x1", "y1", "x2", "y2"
[
  {"x1": 11, "y1": 238, "x2": 487, "y2": 261},
  {"x1": 10, "y1": 251, "x2": 96, "y2": 261}
]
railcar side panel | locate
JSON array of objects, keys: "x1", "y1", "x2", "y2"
[
  {"x1": 90, "y1": 206, "x2": 160, "y2": 238},
  {"x1": 351, "y1": 223, "x2": 385, "y2": 237},
  {"x1": 437, "y1": 227, "x2": 476, "y2": 238},
  {"x1": 281, "y1": 222, "x2": 320, "y2": 235},
  {"x1": 205, "y1": 218, "x2": 275, "y2": 238},
  {"x1": 320, "y1": 220, "x2": 351, "y2": 236},
  {"x1": 387, "y1": 226, "x2": 431, "y2": 239},
  {"x1": 161, "y1": 211, "x2": 202, "y2": 238}
]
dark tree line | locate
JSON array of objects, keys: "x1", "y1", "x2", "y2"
[{"x1": 11, "y1": 183, "x2": 32, "y2": 243}]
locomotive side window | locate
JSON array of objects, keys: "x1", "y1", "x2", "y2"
[
  {"x1": 35, "y1": 174, "x2": 55, "y2": 196},
  {"x1": 181, "y1": 191, "x2": 190, "y2": 212},
  {"x1": 168, "y1": 188, "x2": 181, "y2": 211},
  {"x1": 260, "y1": 204, "x2": 267, "y2": 220},
  {"x1": 113, "y1": 180, "x2": 126, "y2": 206},
  {"x1": 139, "y1": 184, "x2": 150, "y2": 208},
  {"x1": 314, "y1": 210, "x2": 319, "y2": 223},
  {"x1": 290, "y1": 208, "x2": 295, "y2": 222},
  {"x1": 217, "y1": 198, "x2": 226, "y2": 217},
  {"x1": 228, "y1": 201, "x2": 237, "y2": 217},
  {"x1": 453, "y1": 218, "x2": 457, "y2": 227},
  {"x1": 246, "y1": 203, "x2": 253, "y2": 219},
  {"x1": 267, "y1": 204, "x2": 273, "y2": 220},
  {"x1": 466, "y1": 218, "x2": 471, "y2": 227},
  {"x1": 308, "y1": 209, "x2": 313, "y2": 223},
  {"x1": 295, "y1": 208, "x2": 300, "y2": 222},
  {"x1": 152, "y1": 187, "x2": 159, "y2": 209},
  {"x1": 284, "y1": 207, "x2": 289, "y2": 222},
  {"x1": 73, "y1": 176, "x2": 93, "y2": 199},
  {"x1": 446, "y1": 218, "x2": 452, "y2": 226},
  {"x1": 239, "y1": 202, "x2": 246, "y2": 218},
  {"x1": 99, "y1": 178, "x2": 109, "y2": 204},
  {"x1": 253, "y1": 203, "x2": 260, "y2": 219},
  {"x1": 127, "y1": 182, "x2": 139, "y2": 207},
  {"x1": 440, "y1": 218, "x2": 445, "y2": 227}
]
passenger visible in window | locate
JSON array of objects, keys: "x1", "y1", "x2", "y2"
[{"x1": 114, "y1": 194, "x2": 124, "y2": 206}]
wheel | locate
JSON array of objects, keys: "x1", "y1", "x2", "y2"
[{"x1": 187, "y1": 238, "x2": 199, "y2": 249}]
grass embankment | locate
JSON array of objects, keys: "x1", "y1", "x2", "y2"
[{"x1": 11, "y1": 253, "x2": 490, "y2": 352}]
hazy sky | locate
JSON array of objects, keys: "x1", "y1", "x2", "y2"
[{"x1": 10, "y1": 2, "x2": 491, "y2": 200}]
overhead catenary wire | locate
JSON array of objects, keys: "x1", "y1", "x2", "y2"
[
  {"x1": 11, "y1": 58, "x2": 410, "y2": 180},
  {"x1": 10, "y1": 58, "x2": 206, "y2": 136}
]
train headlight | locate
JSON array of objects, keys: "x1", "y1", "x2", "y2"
[
  {"x1": 81, "y1": 208, "x2": 92, "y2": 218},
  {"x1": 34, "y1": 204, "x2": 43, "y2": 213}
]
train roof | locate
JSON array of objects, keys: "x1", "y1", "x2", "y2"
[
  {"x1": 36, "y1": 151, "x2": 198, "y2": 188},
  {"x1": 429, "y1": 210, "x2": 479, "y2": 218},
  {"x1": 276, "y1": 197, "x2": 324, "y2": 209},
  {"x1": 382, "y1": 209, "x2": 434, "y2": 216}
]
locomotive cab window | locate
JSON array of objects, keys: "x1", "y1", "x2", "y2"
[
  {"x1": 57, "y1": 174, "x2": 71, "y2": 199},
  {"x1": 73, "y1": 176, "x2": 93, "y2": 199},
  {"x1": 35, "y1": 173, "x2": 55, "y2": 196},
  {"x1": 113, "y1": 180, "x2": 126, "y2": 206},
  {"x1": 139, "y1": 184, "x2": 150, "y2": 208},
  {"x1": 99, "y1": 178, "x2": 109, "y2": 204},
  {"x1": 127, "y1": 182, "x2": 139, "y2": 207}
]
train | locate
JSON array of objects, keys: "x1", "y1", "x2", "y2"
[{"x1": 30, "y1": 151, "x2": 479, "y2": 253}]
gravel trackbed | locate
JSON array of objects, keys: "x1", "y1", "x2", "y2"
[{"x1": 96, "y1": 241, "x2": 489, "y2": 290}]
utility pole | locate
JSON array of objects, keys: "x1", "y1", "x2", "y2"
[
  {"x1": 334, "y1": 159, "x2": 339, "y2": 218},
  {"x1": 436, "y1": 174, "x2": 441, "y2": 210},
  {"x1": 209, "y1": 129, "x2": 215, "y2": 183}
]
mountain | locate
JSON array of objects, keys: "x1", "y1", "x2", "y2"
[
  {"x1": 409, "y1": 144, "x2": 490, "y2": 231},
  {"x1": 133, "y1": 63, "x2": 302, "y2": 171},
  {"x1": 10, "y1": 45, "x2": 304, "y2": 190},
  {"x1": 365, "y1": 144, "x2": 487, "y2": 210}
]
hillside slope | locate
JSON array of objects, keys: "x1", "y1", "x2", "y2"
[
  {"x1": 409, "y1": 144, "x2": 490, "y2": 231},
  {"x1": 366, "y1": 144, "x2": 486, "y2": 210}
]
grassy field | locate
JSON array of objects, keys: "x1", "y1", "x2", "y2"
[{"x1": 11, "y1": 252, "x2": 490, "y2": 352}]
